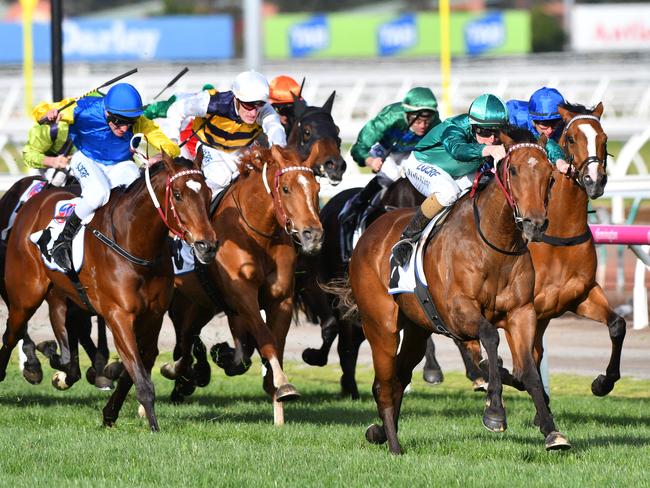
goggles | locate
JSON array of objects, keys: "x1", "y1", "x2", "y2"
[
  {"x1": 473, "y1": 126, "x2": 501, "y2": 138},
  {"x1": 238, "y1": 99, "x2": 266, "y2": 111},
  {"x1": 532, "y1": 118, "x2": 561, "y2": 129},
  {"x1": 107, "y1": 113, "x2": 138, "y2": 128}
]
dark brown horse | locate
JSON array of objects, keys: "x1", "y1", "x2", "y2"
[
  {"x1": 345, "y1": 130, "x2": 569, "y2": 454},
  {"x1": 160, "y1": 145, "x2": 323, "y2": 425},
  {"x1": 0, "y1": 155, "x2": 217, "y2": 431},
  {"x1": 0, "y1": 174, "x2": 113, "y2": 389}
]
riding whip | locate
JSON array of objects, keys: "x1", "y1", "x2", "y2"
[
  {"x1": 38, "y1": 68, "x2": 138, "y2": 124},
  {"x1": 151, "y1": 67, "x2": 190, "y2": 101}
]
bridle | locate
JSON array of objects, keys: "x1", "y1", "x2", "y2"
[
  {"x1": 291, "y1": 109, "x2": 342, "y2": 179},
  {"x1": 561, "y1": 114, "x2": 607, "y2": 188}
]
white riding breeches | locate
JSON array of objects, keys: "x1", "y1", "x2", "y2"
[
  {"x1": 200, "y1": 145, "x2": 241, "y2": 198},
  {"x1": 70, "y1": 151, "x2": 140, "y2": 219},
  {"x1": 402, "y1": 153, "x2": 473, "y2": 206},
  {"x1": 377, "y1": 152, "x2": 409, "y2": 182}
]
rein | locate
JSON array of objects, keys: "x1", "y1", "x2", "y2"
[{"x1": 262, "y1": 161, "x2": 314, "y2": 235}]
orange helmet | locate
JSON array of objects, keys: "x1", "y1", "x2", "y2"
[{"x1": 269, "y1": 75, "x2": 301, "y2": 105}]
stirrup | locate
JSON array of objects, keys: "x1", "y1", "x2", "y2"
[{"x1": 392, "y1": 238, "x2": 417, "y2": 267}]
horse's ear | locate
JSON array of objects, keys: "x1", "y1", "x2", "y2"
[
  {"x1": 193, "y1": 146, "x2": 204, "y2": 170},
  {"x1": 592, "y1": 102, "x2": 604, "y2": 119},
  {"x1": 162, "y1": 151, "x2": 174, "y2": 172},
  {"x1": 293, "y1": 94, "x2": 307, "y2": 119},
  {"x1": 271, "y1": 144, "x2": 286, "y2": 164},
  {"x1": 499, "y1": 131, "x2": 513, "y2": 148},
  {"x1": 537, "y1": 133, "x2": 548, "y2": 148},
  {"x1": 298, "y1": 77, "x2": 306, "y2": 98},
  {"x1": 557, "y1": 105, "x2": 573, "y2": 122},
  {"x1": 321, "y1": 91, "x2": 336, "y2": 114}
]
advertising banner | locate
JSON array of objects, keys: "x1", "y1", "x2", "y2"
[
  {"x1": 264, "y1": 10, "x2": 530, "y2": 59},
  {"x1": 0, "y1": 15, "x2": 233, "y2": 63},
  {"x1": 571, "y1": 4, "x2": 650, "y2": 51}
]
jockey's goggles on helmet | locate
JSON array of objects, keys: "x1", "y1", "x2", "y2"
[
  {"x1": 532, "y1": 118, "x2": 561, "y2": 129},
  {"x1": 107, "y1": 113, "x2": 138, "y2": 128},
  {"x1": 473, "y1": 126, "x2": 501, "y2": 138},
  {"x1": 407, "y1": 109, "x2": 435, "y2": 120},
  {"x1": 238, "y1": 99, "x2": 266, "y2": 110}
]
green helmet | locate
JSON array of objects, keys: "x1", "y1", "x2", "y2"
[
  {"x1": 468, "y1": 94, "x2": 508, "y2": 127},
  {"x1": 402, "y1": 87, "x2": 438, "y2": 114}
]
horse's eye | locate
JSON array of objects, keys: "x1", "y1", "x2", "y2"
[
  {"x1": 282, "y1": 185, "x2": 289, "y2": 194},
  {"x1": 173, "y1": 191, "x2": 182, "y2": 201},
  {"x1": 567, "y1": 136, "x2": 575, "y2": 144},
  {"x1": 509, "y1": 166, "x2": 517, "y2": 176}
]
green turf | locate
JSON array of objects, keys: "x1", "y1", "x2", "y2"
[{"x1": 0, "y1": 354, "x2": 648, "y2": 487}]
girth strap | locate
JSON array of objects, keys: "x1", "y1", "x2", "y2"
[{"x1": 91, "y1": 229, "x2": 155, "y2": 267}]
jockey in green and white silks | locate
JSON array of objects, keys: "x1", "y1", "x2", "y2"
[
  {"x1": 392, "y1": 93, "x2": 509, "y2": 266},
  {"x1": 339, "y1": 87, "x2": 441, "y2": 236}
]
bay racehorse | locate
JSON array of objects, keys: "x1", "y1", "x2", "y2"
[
  {"x1": 0, "y1": 173, "x2": 113, "y2": 389},
  {"x1": 344, "y1": 129, "x2": 570, "y2": 454},
  {"x1": 0, "y1": 155, "x2": 217, "y2": 431},
  {"x1": 160, "y1": 145, "x2": 323, "y2": 425}
]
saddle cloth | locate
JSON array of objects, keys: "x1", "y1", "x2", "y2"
[
  {"x1": 29, "y1": 198, "x2": 93, "y2": 273},
  {"x1": 1, "y1": 179, "x2": 48, "y2": 241},
  {"x1": 171, "y1": 236, "x2": 196, "y2": 275}
]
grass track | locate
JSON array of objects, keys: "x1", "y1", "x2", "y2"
[{"x1": 0, "y1": 355, "x2": 649, "y2": 487}]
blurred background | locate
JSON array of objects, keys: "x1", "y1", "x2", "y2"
[{"x1": 0, "y1": 0, "x2": 648, "y2": 309}]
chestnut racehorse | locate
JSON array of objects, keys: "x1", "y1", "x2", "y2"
[
  {"x1": 160, "y1": 145, "x2": 323, "y2": 425},
  {"x1": 0, "y1": 155, "x2": 217, "y2": 431},
  {"x1": 346, "y1": 130, "x2": 569, "y2": 454}
]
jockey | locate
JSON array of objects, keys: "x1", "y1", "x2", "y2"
[
  {"x1": 269, "y1": 75, "x2": 304, "y2": 133},
  {"x1": 40, "y1": 82, "x2": 179, "y2": 273},
  {"x1": 506, "y1": 87, "x2": 569, "y2": 174},
  {"x1": 22, "y1": 119, "x2": 73, "y2": 173},
  {"x1": 164, "y1": 70, "x2": 286, "y2": 198},
  {"x1": 392, "y1": 93, "x2": 508, "y2": 266},
  {"x1": 338, "y1": 87, "x2": 441, "y2": 237}
]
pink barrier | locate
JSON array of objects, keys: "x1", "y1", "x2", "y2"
[{"x1": 589, "y1": 225, "x2": 650, "y2": 245}]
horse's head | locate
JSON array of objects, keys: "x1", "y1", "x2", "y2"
[
  {"x1": 558, "y1": 102, "x2": 608, "y2": 199},
  {"x1": 288, "y1": 92, "x2": 346, "y2": 185},
  {"x1": 266, "y1": 145, "x2": 323, "y2": 254},
  {"x1": 159, "y1": 154, "x2": 217, "y2": 264},
  {"x1": 499, "y1": 128, "x2": 554, "y2": 242}
]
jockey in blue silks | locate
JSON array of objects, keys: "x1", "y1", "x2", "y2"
[{"x1": 506, "y1": 87, "x2": 569, "y2": 174}]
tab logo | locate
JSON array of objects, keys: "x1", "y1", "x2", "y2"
[
  {"x1": 289, "y1": 15, "x2": 329, "y2": 58},
  {"x1": 465, "y1": 13, "x2": 505, "y2": 56},
  {"x1": 378, "y1": 14, "x2": 417, "y2": 56}
]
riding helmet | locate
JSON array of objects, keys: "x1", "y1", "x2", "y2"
[
  {"x1": 468, "y1": 94, "x2": 508, "y2": 127},
  {"x1": 402, "y1": 87, "x2": 438, "y2": 114},
  {"x1": 232, "y1": 70, "x2": 269, "y2": 103},
  {"x1": 269, "y1": 75, "x2": 302, "y2": 104},
  {"x1": 528, "y1": 87, "x2": 565, "y2": 121},
  {"x1": 104, "y1": 83, "x2": 144, "y2": 118}
]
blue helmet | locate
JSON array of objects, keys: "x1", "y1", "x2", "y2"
[
  {"x1": 105, "y1": 83, "x2": 144, "y2": 118},
  {"x1": 528, "y1": 87, "x2": 565, "y2": 122}
]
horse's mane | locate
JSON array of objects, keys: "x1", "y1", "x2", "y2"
[
  {"x1": 501, "y1": 125, "x2": 537, "y2": 143},
  {"x1": 559, "y1": 102, "x2": 594, "y2": 115},
  {"x1": 123, "y1": 156, "x2": 195, "y2": 194},
  {"x1": 236, "y1": 146, "x2": 308, "y2": 177}
]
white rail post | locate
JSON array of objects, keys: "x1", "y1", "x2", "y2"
[{"x1": 632, "y1": 245, "x2": 649, "y2": 330}]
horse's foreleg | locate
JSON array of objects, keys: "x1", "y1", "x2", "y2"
[
  {"x1": 46, "y1": 297, "x2": 82, "y2": 390},
  {"x1": 302, "y1": 315, "x2": 338, "y2": 367},
  {"x1": 573, "y1": 284, "x2": 625, "y2": 396},
  {"x1": 504, "y1": 306, "x2": 570, "y2": 451},
  {"x1": 337, "y1": 319, "x2": 365, "y2": 400},
  {"x1": 422, "y1": 335, "x2": 444, "y2": 385},
  {"x1": 478, "y1": 319, "x2": 506, "y2": 433},
  {"x1": 456, "y1": 339, "x2": 487, "y2": 390},
  {"x1": 20, "y1": 332, "x2": 43, "y2": 385},
  {"x1": 0, "y1": 302, "x2": 42, "y2": 381}
]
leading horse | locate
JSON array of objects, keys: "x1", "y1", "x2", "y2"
[
  {"x1": 160, "y1": 145, "x2": 323, "y2": 425},
  {"x1": 0, "y1": 155, "x2": 217, "y2": 431},
  {"x1": 344, "y1": 129, "x2": 569, "y2": 454}
]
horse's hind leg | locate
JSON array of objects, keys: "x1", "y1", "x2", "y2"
[
  {"x1": 574, "y1": 285, "x2": 625, "y2": 396},
  {"x1": 477, "y1": 319, "x2": 506, "y2": 433},
  {"x1": 302, "y1": 315, "x2": 338, "y2": 367},
  {"x1": 337, "y1": 319, "x2": 365, "y2": 400},
  {"x1": 456, "y1": 339, "x2": 488, "y2": 391},
  {"x1": 20, "y1": 332, "x2": 43, "y2": 385},
  {"x1": 422, "y1": 335, "x2": 444, "y2": 385},
  {"x1": 43, "y1": 295, "x2": 83, "y2": 390}
]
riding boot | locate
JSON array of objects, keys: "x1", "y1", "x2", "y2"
[
  {"x1": 339, "y1": 176, "x2": 383, "y2": 232},
  {"x1": 392, "y1": 195, "x2": 445, "y2": 267},
  {"x1": 51, "y1": 212, "x2": 82, "y2": 273}
]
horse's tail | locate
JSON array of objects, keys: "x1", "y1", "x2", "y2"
[{"x1": 319, "y1": 275, "x2": 358, "y2": 321}]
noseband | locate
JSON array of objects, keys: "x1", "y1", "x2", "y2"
[
  {"x1": 561, "y1": 114, "x2": 607, "y2": 188},
  {"x1": 262, "y1": 162, "x2": 315, "y2": 236}
]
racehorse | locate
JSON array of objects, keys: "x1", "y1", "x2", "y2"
[
  {"x1": 0, "y1": 154, "x2": 217, "y2": 431},
  {"x1": 344, "y1": 129, "x2": 569, "y2": 454},
  {"x1": 160, "y1": 145, "x2": 323, "y2": 425},
  {"x1": 0, "y1": 174, "x2": 113, "y2": 389},
  {"x1": 426, "y1": 102, "x2": 623, "y2": 397}
]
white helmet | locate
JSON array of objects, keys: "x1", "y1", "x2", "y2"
[{"x1": 232, "y1": 70, "x2": 269, "y2": 103}]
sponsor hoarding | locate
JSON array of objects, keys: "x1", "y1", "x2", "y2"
[{"x1": 572, "y1": 4, "x2": 650, "y2": 51}]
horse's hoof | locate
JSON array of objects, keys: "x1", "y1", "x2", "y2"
[
  {"x1": 482, "y1": 411, "x2": 507, "y2": 433},
  {"x1": 36, "y1": 340, "x2": 57, "y2": 358},
  {"x1": 365, "y1": 424, "x2": 387, "y2": 445},
  {"x1": 52, "y1": 371, "x2": 70, "y2": 390},
  {"x1": 275, "y1": 383, "x2": 300, "y2": 402},
  {"x1": 193, "y1": 362, "x2": 211, "y2": 387},
  {"x1": 103, "y1": 361, "x2": 124, "y2": 380},
  {"x1": 103, "y1": 418, "x2": 116, "y2": 428},
  {"x1": 177, "y1": 377, "x2": 196, "y2": 397},
  {"x1": 591, "y1": 374, "x2": 616, "y2": 397},
  {"x1": 86, "y1": 367, "x2": 96, "y2": 385},
  {"x1": 23, "y1": 365, "x2": 43, "y2": 385},
  {"x1": 545, "y1": 431, "x2": 571, "y2": 451},
  {"x1": 170, "y1": 388, "x2": 185, "y2": 404},
  {"x1": 160, "y1": 362, "x2": 177, "y2": 380},
  {"x1": 340, "y1": 376, "x2": 360, "y2": 400},
  {"x1": 94, "y1": 375, "x2": 113, "y2": 391},
  {"x1": 302, "y1": 348, "x2": 328, "y2": 367},
  {"x1": 423, "y1": 367, "x2": 444, "y2": 385},
  {"x1": 472, "y1": 378, "x2": 488, "y2": 392}
]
